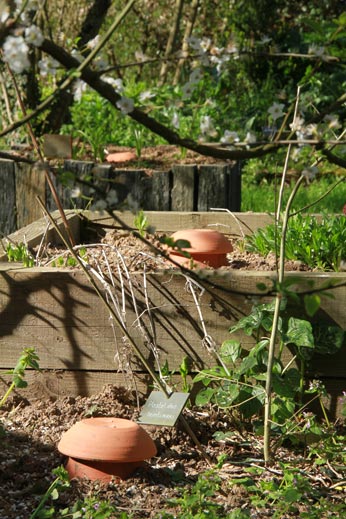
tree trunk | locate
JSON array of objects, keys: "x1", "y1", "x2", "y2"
[
  {"x1": 158, "y1": 0, "x2": 185, "y2": 85},
  {"x1": 173, "y1": 0, "x2": 200, "y2": 85},
  {"x1": 39, "y1": 0, "x2": 112, "y2": 135}
]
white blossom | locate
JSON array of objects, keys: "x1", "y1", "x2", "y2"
[
  {"x1": 302, "y1": 166, "x2": 318, "y2": 181},
  {"x1": 73, "y1": 80, "x2": 87, "y2": 102},
  {"x1": 289, "y1": 115, "x2": 305, "y2": 133},
  {"x1": 116, "y1": 96, "x2": 134, "y2": 114},
  {"x1": 38, "y1": 56, "x2": 59, "y2": 76},
  {"x1": 171, "y1": 111, "x2": 180, "y2": 129},
  {"x1": 268, "y1": 102, "x2": 285, "y2": 121},
  {"x1": 182, "y1": 82, "x2": 195, "y2": 99},
  {"x1": 200, "y1": 115, "x2": 215, "y2": 136},
  {"x1": 323, "y1": 114, "x2": 341, "y2": 129},
  {"x1": 25, "y1": 25, "x2": 44, "y2": 47},
  {"x1": 245, "y1": 132, "x2": 257, "y2": 144},
  {"x1": 86, "y1": 35, "x2": 100, "y2": 49},
  {"x1": 135, "y1": 50, "x2": 148, "y2": 62},
  {"x1": 189, "y1": 67, "x2": 203, "y2": 84},
  {"x1": 70, "y1": 187, "x2": 82, "y2": 199},
  {"x1": 221, "y1": 130, "x2": 240, "y2": 144},
  {"x1": 308, "y1": 44, "x2": 326, "y2": 58},
  {"x1": 71, "y1": 49, "x2": 83, "y2": 63},
  {"x1": 103, "y1": 77, "x2": 124, "y2": 94},
  {"x1": 1, "y1": 6, "x2": 10, "y2": 23},
  {"x1": 139, "y1": 90, "x2": 155, "y2": 102},
  {"x1": 3, "y1": 35, "x2": 30, "y2": 73},
  {"x1": 200, "y1": 37, "x2": 211, "y2": 52},
  {"x1": 93, "y1": 55, "x2": 108, "y2": 71},
  {"x1": 187, "y1": 36, "x2": 202, "y2": 51}
]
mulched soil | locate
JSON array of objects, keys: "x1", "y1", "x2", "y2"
[
  {"x1": 0, "y1": 177, "x2": 338, "y2": 518},
  {"x1": 1, "y1": 385, "x2": 346, "y2": 518}
]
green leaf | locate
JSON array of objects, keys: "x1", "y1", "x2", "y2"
[
  {"x1": 304, "y1": 294, "x2": 321, "y2": 317},
  {"x1": 195, "y1": 387, "x2": 215, "y2": 406},
  {"x1": 220, "y1": 340, "x2": 242, "y2": 363},
  {"x1": 283, "y1": 488, "x2": 302, "y2": 503},
  {"x1": 215, "y1": 384, "x2": 240, "y2": 407},
  {"x1": 238, "y1": 356, "x2": 258, "y2": 375},
  {"x1": 256, "y1": 282, "x2": 268, "y2": 291},
  {"x1": 173, "y1": 239, "x2": 191, "y2": 250},
  {"x1": 51, "y1": 488, "x2": 59, "y2": 500},
  {"x1": 285, "y1": 317, "x2": 315, "y2": 348},
  {"x1": 13, "y1": 376, "x2": 27, "y2": 388}
]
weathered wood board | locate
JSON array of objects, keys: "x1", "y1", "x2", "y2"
[
  {"x1": 0, "y1": 158, "x2": 242, "y2": 235},
  {"x1": 0, "y1": 211, "x2": 345, "y2": 418}
]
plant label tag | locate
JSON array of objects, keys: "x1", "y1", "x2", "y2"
[
  {"x1": 43, "y1": 134, "x2": 72, "y2": 158},
  {"x1": 138, "y1": 391, "x2": 190, "y2": 426}
]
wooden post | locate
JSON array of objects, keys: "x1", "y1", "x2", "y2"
[
  {"x1": 171, "y1": 165, "x2": 197, "y2": 211},
  {"x1": 15, "y1": 162, "x2": 46, "y2": 230},
  {"x1": 198, "y1": 163, "x2": 241, "y2": 211},
  {"x1": 0, "y1": 160, "x2": 16, "y2": 236}
]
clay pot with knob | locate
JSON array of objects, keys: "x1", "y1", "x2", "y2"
[
  {"x1": 58, "y1": 417, "x2": 157, "y2": 483},
  {"x1": 169, "y1": 228, "x2": 232, "y2": 268}
]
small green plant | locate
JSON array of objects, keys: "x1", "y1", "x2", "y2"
[
  {"x1": 134, "y1": 210, "x2": 148, "y2": 236},
  {"x1": 0, "y1": 348, "x2": 40, "y2": 408},
  {"x1": 133, "y1": 128, "x2": 144, "y2": 158},
  {"x1": 29, "y1": 466, "x2": 70, "y2": 519},
  {"x1": 6, "y1": 241, "x2": 34, "y2": 267},
  {"x1": 158, "y1": 468, "x2": 226, "y2": 519},
  {"x1": 76, "y1": 127, "x2": 107, "y2": 162},
  {"x1": 51, "y1": 247, "x2": 87, "y2": 268},
  {"x1": 30, "y1": 466, "x2": 128, "y2": 518},
  {"x1": 245, "y1": 213, "x2": 346, "y2": 271},
  {"x1": 193, "y1": 295, "x2": 344, "y2": 429}
]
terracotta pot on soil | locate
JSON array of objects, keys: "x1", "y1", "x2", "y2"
[
  {"x1": 58, "y1": 417, "x2": 157, "y2": 483},
  {"x1": 169, "y1": 228, "x2": 233, "y2": 268}
]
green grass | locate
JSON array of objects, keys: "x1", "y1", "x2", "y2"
[{"x1": 241, "y1": 174, "x2": 346, "y2": 213}]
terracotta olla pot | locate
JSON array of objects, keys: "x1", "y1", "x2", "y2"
[
  {"x1": 58, "y1": 417, "x2": 157, "y2": 483},
  {"x1": 169, "y1": 229, "x2": 233, "y2": 268}
]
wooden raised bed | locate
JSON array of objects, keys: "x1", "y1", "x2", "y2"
[{"x1": 0, "y1": 211, "x2": 345, "y2": 418}]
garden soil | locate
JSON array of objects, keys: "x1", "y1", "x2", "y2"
[
  {"x1": 0, "y1": 146, "x2": 342, "y2": 517},
  {"x1": 1, "y1": 384, "x2": 346, "y2": 518}
]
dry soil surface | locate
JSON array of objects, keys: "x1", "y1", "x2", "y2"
[{"x1": 1, "y1": 384, "x2": 345, "y2": 519}]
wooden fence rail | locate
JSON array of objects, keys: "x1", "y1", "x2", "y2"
[{"x1": 0, "y1": 159, "x2": 241, "y2": 236}]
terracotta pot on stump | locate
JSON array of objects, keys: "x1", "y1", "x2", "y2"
[
  {"x1": 169, "y1": 228, "x2": 233, "y2": 269},
  {"x1": 58, "y1": 417, "x2": 157, "y2": 483}
]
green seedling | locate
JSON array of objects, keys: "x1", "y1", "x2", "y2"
[
  {"x1": 6, "y1": 242, "x2": 34, "y2": 267},
  {"x1": 0, "y1": 348, "x2": 40, "y2": 408}
]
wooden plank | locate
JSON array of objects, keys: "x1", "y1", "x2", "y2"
[
  {"x1": 0, "y1": 369, "x2": 155, "y2": 400},
  {"x1": 15, "y1": 162, "x2": 46, "y2": 229},
  {"x1": 0, "y1": 210, "x2": 81, "y2": 260},
  {"x1": 0, "y1": 368, "x2": 344, "y2": 419},
  {"x1": 84, "y1": 210, "x2": 275, "y2": 237},
  {"x1": 0, "y1": 160, "x2": 16, "y2": 236},
  {"x1": 171, "y1": 165, "x2": 196, "y2": 211},
  {"x1": 0, "y1": 267, "x2": 344, "y2": 374}
]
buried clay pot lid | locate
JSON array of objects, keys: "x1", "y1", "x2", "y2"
[
  {"x1": 169, "y1": 229, "x2": 233, "y2": 268},
  {"x1": 58, "y1": 417, "x2": 157, "y2": 462},
  {"x1": 170, "y1": 229, "x2": 232, "y2": 255}
]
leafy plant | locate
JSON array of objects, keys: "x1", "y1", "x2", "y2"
[
  {"x1": 134, "y1": 210, "x2": 148, "y2": 237},
  {"x1": 193, "y1": 295, "x2": 344, "y2": 429},
  {"x1": 158, "y1": 468, "x2": 226, "y2": 519},
  {"x1": 6, "y1": 242, "x2": 34, "y2": 267},
  {"x1": 245, "y1": 213, "x2": 346, "y2": 271},
  {"x1": 29, "y1": 466, "x2": 70, "y2": 519},
  {"x1": 0, "y1": 348, "x2": 40, "y2": 408}
]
